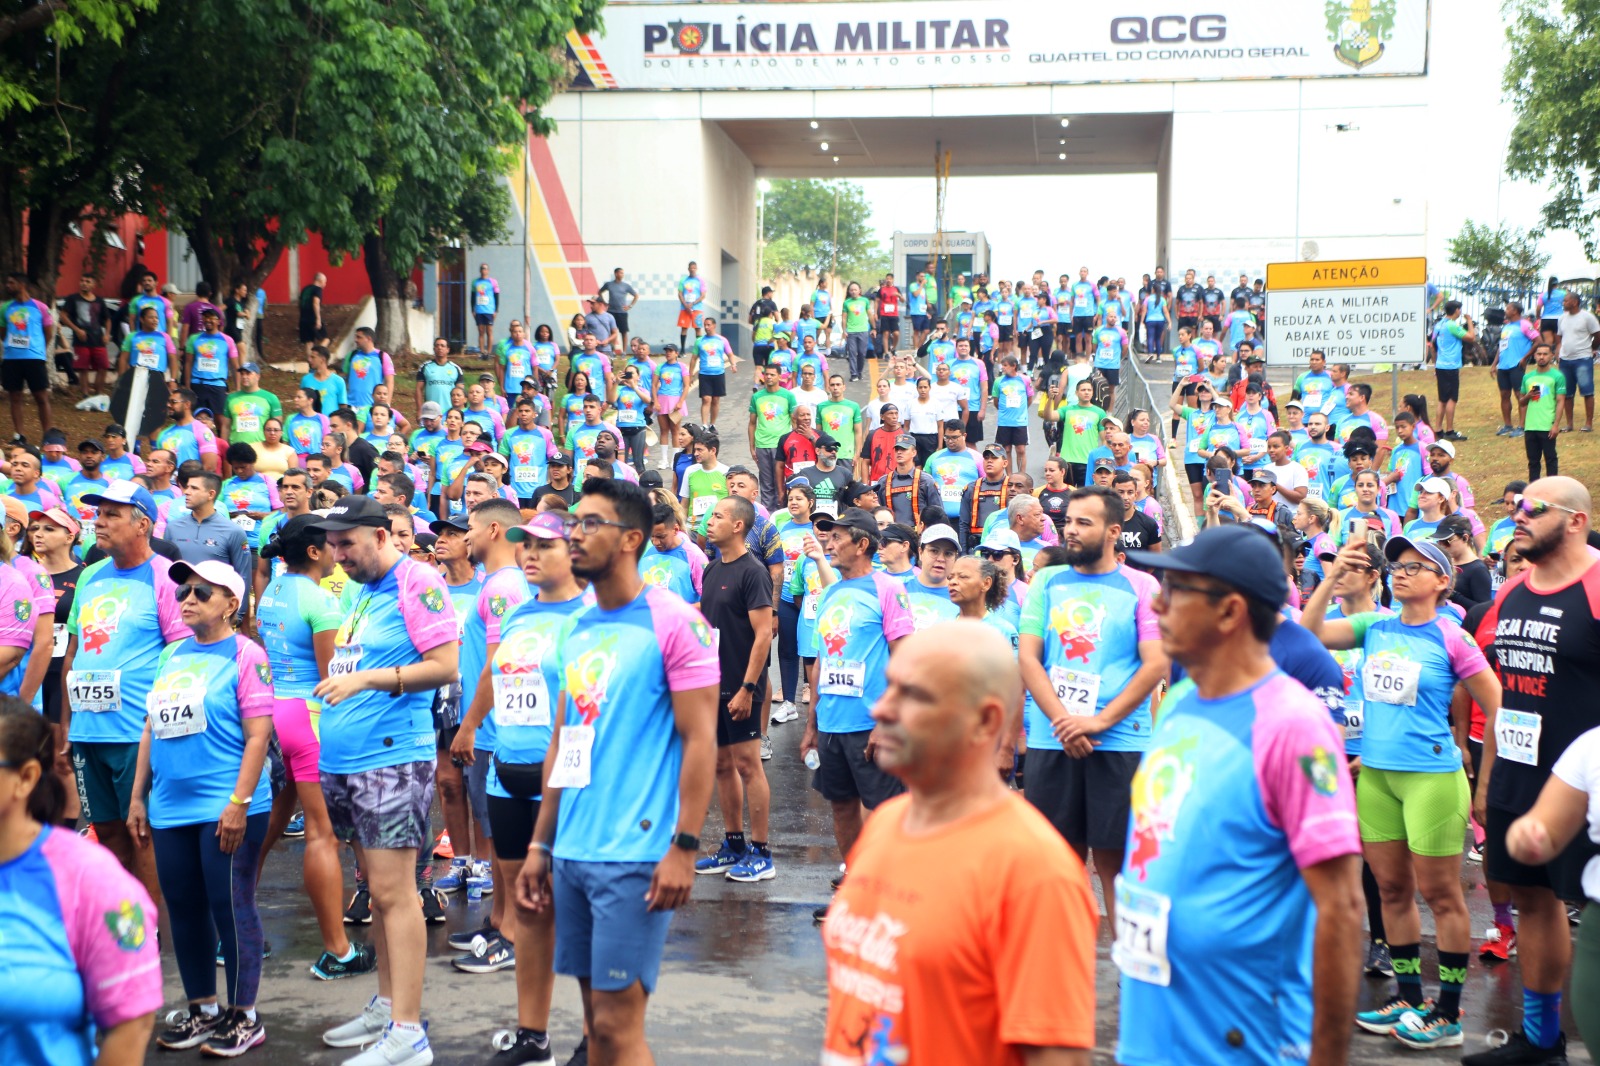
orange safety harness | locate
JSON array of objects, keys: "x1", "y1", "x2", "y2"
[{"x1": 966, "y1": 478, "x2": 1012, "y2": 536}]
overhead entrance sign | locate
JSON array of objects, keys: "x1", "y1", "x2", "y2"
[
  {"x1": 570, "y1": 0, "x2": 1430, "y2": 91},
  {"x1": 1264, "y1": 256, "x2": 1427, "y2": 367}
]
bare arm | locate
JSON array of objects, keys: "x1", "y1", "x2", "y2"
[
  {"x1": 1020, "y1": 1049, "x2": 1091, "y2": 1066},
  {"x1": 647, "y1": 682, "x2": 719, "y2": 911},
  {"x1": 17, "y1": 611, "x2": 52, "y2": 702},
  {"x1": 1507, "y1": 775, "x2": 1591, "y2": 864},
  {"x1": 450, "y1": 654, "x2": 499, "y2": 764},
  {"x1": 95, "y1": 1015, "x2": 158, "y2": 1066},
  {"x1": 726, "y1": 607, "x2": 774, "y2": 720},
  {"x1": 1055, "y1": 637, "x2": 1168, "y2": 745},
  {"x1": 313, "y1": 641, "x2": 457, "y2": 705},
  {"x1": 1302, "y1": 853, "x2": 1364, "y2": 1066}
]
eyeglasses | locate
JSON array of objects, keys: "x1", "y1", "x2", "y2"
[
  {"x1": 563, "y1": 514, "x2": 634, "y2": 537},
  {"x1": 1159, "y1": 575, "x2": 1232, "y2": 600},
  {"x1": 175, "y1": 584, "x2": 215, "y2": 603},
  {"x1": 1387, "y1": 561, "x2": 1443, "y2": 577},
  {"x1": 1512, "y1": 494, "x2": 1579, "y2": 520}
]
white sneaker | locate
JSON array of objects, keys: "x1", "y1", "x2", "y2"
[
  {"x1": 342, "y1": 1024, "x2": 433, "y2": 1066},
  {"x1": 760, "y1": 735, "x2": 774, "y2": 761},
  {"x1": 323, "y1": 996, "x2": 390, "y2": 1048},
  {"x1": 772, "y1": 701, "x2": 799, "y2": 723}
]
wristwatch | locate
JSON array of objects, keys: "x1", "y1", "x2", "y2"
[
  {"x1": 672, "y1": 832, "x2": 700, "y2": 852},
  {"x1": 741, "y1": 680, "x2": 758, "y2": 695}
]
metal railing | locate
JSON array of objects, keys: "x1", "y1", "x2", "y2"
[
  {"x1": 1426, "y1": 274, "x2": 1598, "y2": 322},
  {"x1": 1115, "y1": 353, "x2": 1193, "y2": 547}
]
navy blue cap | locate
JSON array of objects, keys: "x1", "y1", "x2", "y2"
[{"x1": 1124, "y1": 524, "x2": 1289, "y2": 607}]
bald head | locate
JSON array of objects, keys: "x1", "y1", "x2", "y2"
[
  {"x1": 872, "y1": 621, "x2": 1019, "y2": 789},
  {"x1": 1530, "y1": 475, "x2": 1593, "y2": 520}
]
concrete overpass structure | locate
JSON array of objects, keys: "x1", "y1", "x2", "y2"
[{"x1": 460, "y1": 0, "x2": 1432, "y2": 351}]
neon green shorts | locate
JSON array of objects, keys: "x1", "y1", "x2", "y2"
[{"x1": 1357, "y1": 765, "x2": 1470, "y2": 857}]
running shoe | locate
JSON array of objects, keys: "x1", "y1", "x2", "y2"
[
  {"x1": 1468, "y1": 845, "x2": 1483, "y2": 863},
  {"x1": 726, "y1": 847, "x2": 775, "y2": 883},
  {"x1": 344, "y1": 887, "x2": 372, "y2": 924},
  {"x1": 1479, "y1": 922, "x2": 1517, "y2": 962},
  {"x1": 311, "y1": 941, "x2": 378, "y2": 981},
  {"x1": 1511, "y1": 428, "x2": 1525, "y2": 437},
  {"x1": 771, "y1": 701, "x2": 800, "y2": 724},
  {"x1": 1461, "y1": 1030, "x2": 1569, "y2": 1064},
  {"x1": 433, "y1": 859, "x2": 470, "y2": 893},
  {"x1": 1568, "y1": 905, "x2": 1582, "y2": 926},
  {"x1": 1356, "y1": 997, "x2": 1430, "y2": 1035},
  {"x1": 432, "y1": 831, "x2": 454, "y2": 860},
  {"x1": 158, "y1": 1006, "x2": 224, "y2": 1050},
  {"x1": 420, "y1": 887, "x2": 447, "y2": 923},
  {"x1": 695, "y1": 839, "x2": 743, "y2": 875},
  {"x1": 448, "y1": 922, "x2": 496, "y2": 952},
  {"x1": 831, "y1": 866, "x2": 847, "y2": 890},
  {"x1": 200, "y1": 1009, "x2": 266, "y2": 1058},
  {"x1": 1391, "y1": 1009, "x2": 1462, "y2": 1050},
  {"x1": 1363, "y1": 941, "x2": 1394, "y2": 978},
  {"x1": 453, "y1": 932, "x2": 515, "y2": 974},
  {"x1": 760, "y1": 735, "x2": 774, "y2": 761},
  {"x1": 342, "y1": 1023, "x2": 433, "y2": 1066},
  {"x1": 1496, "y1": 424, "x2": 1513, "y2": 436},
  {"x1": 812, "y1": 903, "x2": 831, "y2": 924},
  {"x1": 322, "y1": 995, "x2": 391, "y2": 1048},
  {"x1": 493, "y1": 1028, "x2": 554, "y2": 1065},
  {"x1": 563, "y1": 1036, "x2": 589, "y2": 1066},
  {"x1": 283, "y1": 812, "x2": 305, "y2": 838}
]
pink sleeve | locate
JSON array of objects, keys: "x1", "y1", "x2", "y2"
[
  {"x1": 1155, "y1": 437, "x2": 1167, "y2": 461},
  {"x1": 0, "y1": 570, "x2": 34, "y2": 648},
  {"x1": 35, "y1": 299, "x2": 55, "y2": 330},
  {"x1": 538, "y1": 426, "x2": 557, "y2": 452},
  {"x1": 1455, "y1": 476, "x2": 1476, "y2": 510},
  {"x1": 162, "y1": 335, "x2": 176, "y2": 356},
  {"x1": 1126, "y1": 568, "x2": 1162, "y2": 642},
  {"x1": 648, "y1": 587, "x2": 720, "y2": 691},
  {"x1": 151, "y1": 559, "x2": 194, "y2": 643},
  {"x1": 17, "y1": 557, "x2": 55, "y2": 618},
  {"x1": 381, "y1": 353, "x2": 395, "y2": 376},
  {"x1": 1373, "y1": 415, "x2": 1389, "y2": 442},
  {"x1": 266, "y1": 480, "x2": 281, "y2": 508},
  {"x1": 1440, "y1": 618, "x2": 1491, "y2": 680},
  {"x1": 196, "y1": 424, "x2": 218, "y2": 456},
  {"x1": 493, "y1": 280, "x2": 501, "y2": 294},
  {"x1": 482, "y1": 572, "x2": 528, "y2": 645},
  {"x1": 224, "y1": 335, "x2": 240, "y2": 363},
  {"x1": 48, "y1": 831, "x2": 162, "y2": 1029},
  {"x1": 130, "y1": 453, "x2": 146, "y2": 474},
  {"x1": 877, "y1": 574, "x2": 917, "y2": 642},
  {"x1": 1254, "y1": 686, "x2": 1362, "y2": 869},
  {"x1": 685, "y1": 540, "x2": 708, "y2": 595},
  {"x1": 1522, "y1": 320, "x2": 1540, "y2": 341},
  {"x1": 234, "y1": 639, "x2": 276, "y2": 718},
  {"x1": 398, "y1": 559, "x2": 460, "y2": 652}
]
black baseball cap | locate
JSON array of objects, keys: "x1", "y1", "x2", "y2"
[
  {"x1": 879, "y1": 524, "x2": 914, "y2": 545},
  {"x1": 1342, "y1": 439, "x2": 1377, "y2": 459},
  {"x1": 1124, "y1": 524, "x2": 1288, "y2": 607},
  {"x1": 1431, "y1": 514, "x2": 1474, "y2": 543},
  {"x1": 639, "y1": 469, "x2": 664, "y2": 489},
  {"x1": 429, "y1": 514, "x2": 470, "y2": 536},
  {"x1": 310, "y1": 496, "x2": 390, "y2": 531},
  {"x1": 815, "y1": 434, "x2": 841, "y2": 451},
  {"x1": 77, "y1": 438, "x2": 105, "y2": 453},
  {"x1": 813, "y1": 507, "x2": 881, "y2": 540},
  {"x1": 547, "y1": 450, "x2": 572, "y2": 467}
]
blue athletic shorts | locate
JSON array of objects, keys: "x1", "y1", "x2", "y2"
[{"x1": 552, "y1": 858, "x2": 673, "y2": 993}]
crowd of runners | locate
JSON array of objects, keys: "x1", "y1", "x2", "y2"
[{"x1": 0, "y1": 260, "x2": 1596, "y2": 1066}]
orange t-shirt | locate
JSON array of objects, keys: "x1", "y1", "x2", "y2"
[{"x1": 821, "y1": 792, "x2": 1099, "y2": 1065}]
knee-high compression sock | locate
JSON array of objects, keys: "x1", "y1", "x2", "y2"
[{"x1": 1391, "y1": 943, "x2": 1424, "y2": 1007}]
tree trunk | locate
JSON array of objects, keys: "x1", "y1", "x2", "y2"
[
  {"x1": 362, "y1": 228, "x2": 410, "y2": 356},
  {"x1": 24, "y1": 193, "x2": 72, "y2": 301},
  {"x1": 0, "y1": 160, "x2": 24, "y2": 279},
  {"x1": 186, "y1": 206, "x2": 285, "y2": 293}
]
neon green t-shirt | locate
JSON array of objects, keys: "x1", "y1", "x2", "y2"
[
  {"x1": 843, "y1": 297, "x2": 872, "y2": 334},
  {"x1": 815, "y1": 399, "x2": 863, "y2": 461},
  {"x1": 749, "y1": 388, "x2": 797, "y2": 449},
  {"x1": 1521, "y1": 366, "x2": 1567, "y2": 433}
]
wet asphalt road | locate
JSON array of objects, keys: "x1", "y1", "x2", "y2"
[{"x1": 145, "y1": 357, "x2": 1593, "y2": 1064}]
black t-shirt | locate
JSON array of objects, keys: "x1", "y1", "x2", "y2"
[
  {"x1": 700, "y1": 551, "x2": 773, "y2": 693},
  {"x1": 225, "y1": 296, "x2": 248, "y2": 343},
  {"x1": 1230, "y1": 286, "x2": 1253, "y2": 306},
  {"x1": 1202, "y1": 287, "x2": 1226, "y2": 315},
  {"x1": 1039, "y1": 487, "x2": 1072, "y2": 532},
  {"x1": 1118, "y1": 509, "x2": 1161, "y2": 552},
  {"x1": 1478, "y1": 563, "x2": 1600, "y2": 811},
  {"x1": 63, "y1": 295, "x2": 109, "y2": 348},
  {"x1": 298, "y1": 284, "x2": 323, "y2": 327},
  {"x1": 529, "y1": 482, "x2": 576, "y2": 508},
  {"x1": 748, "y1": 298, "x2": 778, "y2": 325},
  {"x1": 791, "y1": 465, "x2": 854, "y2": 518},
  {"x1": 1175, "y1": 284, "x2": 1204, "y2": 315},
  {"x1": 47, "y1": 563, "x2": 82, "y2": 659},
  {"x1": 1450, "y1": 559, "x2": 1493, "y2": 610}
]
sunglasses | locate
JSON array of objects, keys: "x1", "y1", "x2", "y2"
[
  {"x1": 975, "y1": 548, "x2": 1017, "y2": 561},
  {"x1": 1511, "y1": 494, "x2": 1579, "y2": 520},
  {"x1": 175, "y1": 584, "x2": 216, "y2": 603}
]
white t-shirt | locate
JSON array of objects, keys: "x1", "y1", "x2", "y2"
[
  {"x1": 1268, "y1": 459, "x2": 1309, "y2": 509},
  {"x1": 864, "y1": 398, "x2": 890, "y2": 432},
  {"x1": 904, "y1": 398, "x2": 944, "y2": 435},
  {"x1": 1557, "y1": 310, "x2": 1600, "y2": 363},
  {"x1": 1552, "y1": 725, "x2": 1600, "y2": 904},
  {"x1": 791, "y1": 386, "x2": 828, "y2": 420},
  {"x1": 930, "y1": 382, "x2": 966, "y2": 420},
  {"x1": 887, "y1": 381, "x2": 919, "y2": 415}
]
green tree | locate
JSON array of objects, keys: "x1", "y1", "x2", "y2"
[
  {"x1": 762, "y1": 179, "x2": 875, "y2": 275},
  {"x1": 1445, "y1": 220, "x2": 1550, "y2": 290},
  {"x1": 0, "y1": 0, "x2": 153, "y2": 117},
  {"x1": 760, "y1": 232, "x2": 808, "y2": 277},
  {"x1": 1504, "y1": 0, "x2": 1600, "y2": 257}
]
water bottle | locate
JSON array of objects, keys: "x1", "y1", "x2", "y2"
[{"x1": 804, "y1": 747, "x2": 821, "y2": 770}]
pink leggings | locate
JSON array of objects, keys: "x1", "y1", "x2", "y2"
[{"x1": 273, "y1": 696, "x2": 323, "y2": 784}]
